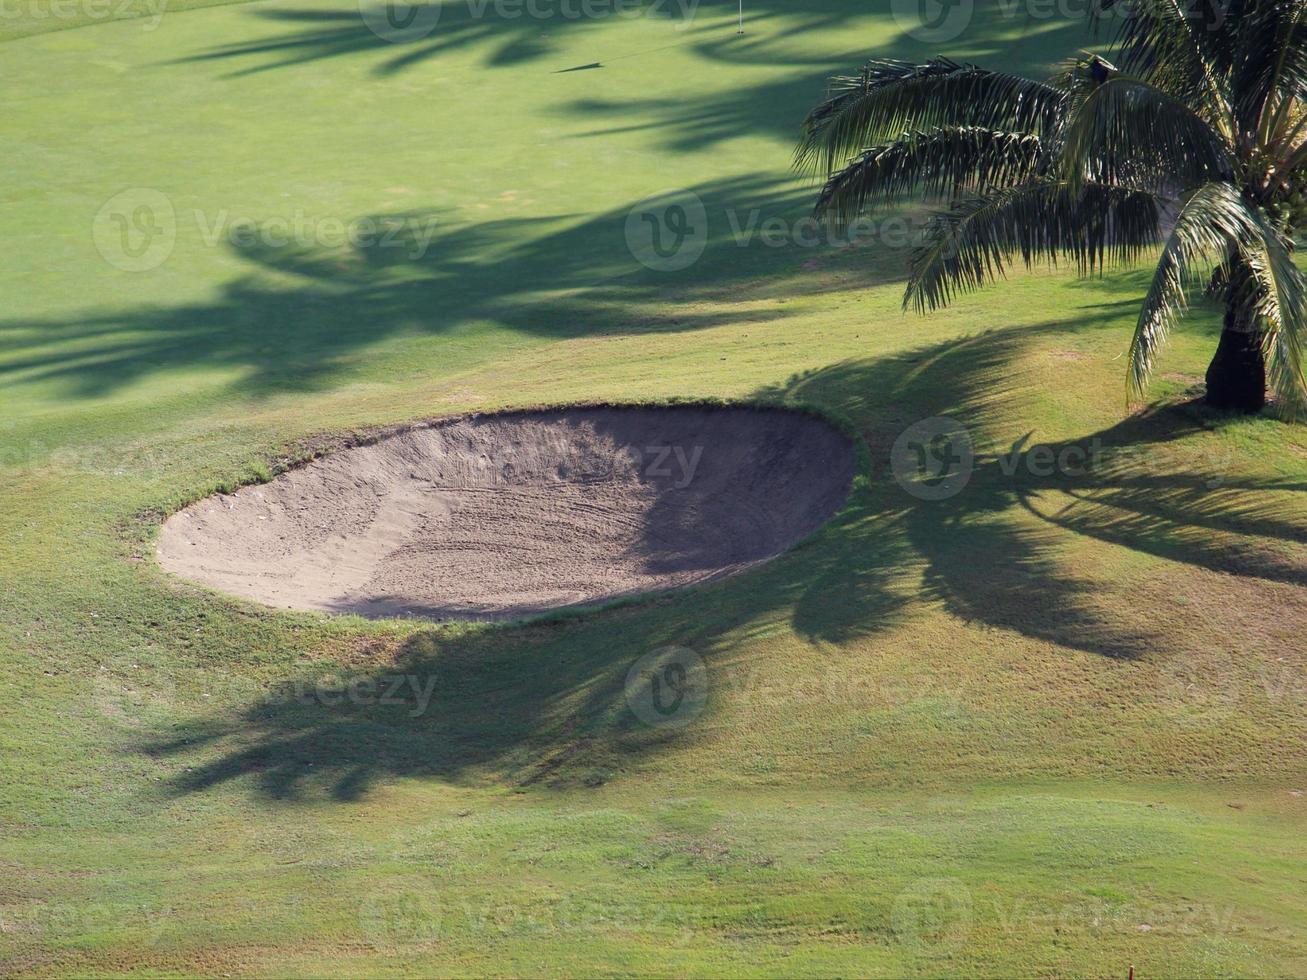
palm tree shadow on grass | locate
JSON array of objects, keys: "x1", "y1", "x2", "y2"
[
  {"x1": 777, "y1": 331, "x2": 1307, "y2": 656},
  {"x1": 0, "y1": 175, "x2": 912, "y2": 401},
  {"x1": 8, "y1": 3, "x2": 1103, "y2": 403},
  {"x1": 167, "y1": 0, "x2": 701, "y2": 79},
  {"x1": 167, "y1": 0, "x2": 1095, "y2": 151},
  {"x1": 137, "y1": 321, "x2": 1306, "y2": 800},
  {"x1": 560, "y1": 12, "x2": 1094, "y2": 153}
]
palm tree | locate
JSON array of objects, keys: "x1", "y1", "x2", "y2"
[{"x1": 797, "y1": 0, "x2": 1307, "y2": 417}]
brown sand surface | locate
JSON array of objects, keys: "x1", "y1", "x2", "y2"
[{"x1": 157, "y1": 406, "x2": 854, "y2": 620}]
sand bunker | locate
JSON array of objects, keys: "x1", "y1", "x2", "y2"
[{"x1": 157, "y1": 405, "x2": 854, "y2": 620}]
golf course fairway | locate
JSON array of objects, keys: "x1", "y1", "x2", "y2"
[{"x1": 3, "y1": 0, "x2": 1307, "y2": 975}]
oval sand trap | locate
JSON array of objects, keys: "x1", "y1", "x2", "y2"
[{"x1": 157, "y1": 406, "x2": 854, "y2": 620}]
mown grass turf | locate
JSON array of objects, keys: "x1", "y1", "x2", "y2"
[{"x1": 2, "y1": 0, "x2": 1307, "y2": 975}]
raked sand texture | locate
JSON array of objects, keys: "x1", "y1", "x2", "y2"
[{"x1": 157, "y1": 406, "x2": 855, "y2": 620}]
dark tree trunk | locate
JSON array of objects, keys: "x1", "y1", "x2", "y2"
[{"x1": 1205, "y1": 265, "x2": 1266, "y2": 414}]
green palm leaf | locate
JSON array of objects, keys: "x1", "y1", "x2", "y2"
[
  {"x1": 796, "y1": 59, "x2": 1066, "y2": 174},
  {"x1": 1099, "y1": 0, "x2": 1235, "y2": 127},
  {"x1": 1128, "y1": 182, "x2": 1250, "y2": 398},
  {"x1": 904, "y1": 180, "x2": 1163, "y2": 313},
  {"x1": 1062, "y1": 76, "x2": 1235, "y2": 190},
  {"x1": 814, "y1": 128, "x2": 1047, "y2": 226},
  {"x1": 801, "y1": 1, "x2": 1306, "y2": 417},
  {"x1": 1243, "y1": 207, "x2": 1307, "y2": 417}
]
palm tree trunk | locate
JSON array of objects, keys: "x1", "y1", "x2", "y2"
[{"x1": 1205, "y1": 261, "x2": 1266, "y2": 413}]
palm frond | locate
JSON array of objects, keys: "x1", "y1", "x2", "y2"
[
  {"x1": 1061, "y1": 75, "x2": 1235, "y2": 190},
  {"x1": 796, "y1": 58, "x2": 1066, "y2": 174},
  {"x1": 1243, "y1": 206, "x2": 1307, "y2": 417},
  {"x1": 794, "y1": 0, "x2": 1307, "y2": 418},
  {"x1": 1099, "y1": 0, "x2": 1235, "y2": 129},
  {"x1": 813, "y1": 128, "x2": 1047, "y2": 226},
  {"x1": 1128, "y1": 182, "x2": 1247, "y2": 398},
  {"x1": 1256, "y1": 2, "x2": 1307, "y2": 151},
  {"x1": 904, "y1": 180, "x2": 1163, "y2": 312},
  {"x1": 1128, "y1": 181, "x2": 1307, "y2": 415},
  {"x1": 1231, "y1": 0, "x2": 1307, "y2": 144}
]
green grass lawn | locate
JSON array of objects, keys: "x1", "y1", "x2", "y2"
[{"x1": 3, "y1": 0, "x2": 1307, "y2": 975}]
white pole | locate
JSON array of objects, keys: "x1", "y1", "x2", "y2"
[{"x1": 737, "y1": 0, "x2": 743, "y2": 33}]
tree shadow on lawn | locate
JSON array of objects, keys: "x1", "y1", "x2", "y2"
[
  {"x1": 172, "y1": 0, "x2": 1087, "y2": 74},
  {"x1": 0, "y1": 174, "x2": 912, "y2": 400},
  {"x1": 138, "y1": 320, "x2": 1307, "y2": 800},
  {"x1": 9, "y1": 4, "x2": 1102, "y2": 402},
  {"x1": 170, "y1": 0, "x2": 1095, "y2": 149},
  {"x1": 169, "y1": 0, "x2": 702, "y2": 78},
  {"x1": 559, "y1": 5, "x2": 1095, "y2": 153}
]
